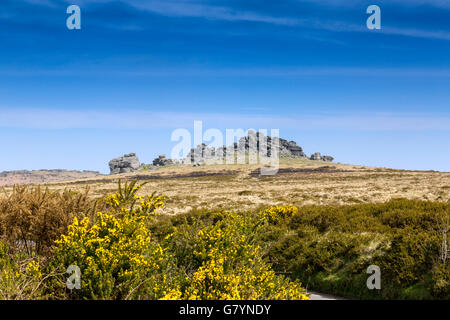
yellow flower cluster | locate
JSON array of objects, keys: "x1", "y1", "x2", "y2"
[
  {"x1": 263, "y1": 205, "x2": 299, "y2": 224},
  {"x1": 0, "y1": 243, "x2": 43, "y2": 299},
  {"x1": 182, "y1": 213, "x2": 308, "y2": 300},
  {"x1": 53, "y1": 182, "x2": 308, "y2": 300},
  {"x1": 25, "y1": 260, "x2": 42, "y2": 279},
  {"x1": 54, "y1": 184, "x2": 171, "y2": 299},
  {"x1": 104, "y1": 181, "x2": 166, "y2": 218}
]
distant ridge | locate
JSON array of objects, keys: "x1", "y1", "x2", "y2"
[{"x1": 0, "y1": 169, "x2": 103, "y2": 187}]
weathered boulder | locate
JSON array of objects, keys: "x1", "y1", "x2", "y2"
[
  {"x1": 321, "y1": 155, "x2": 334, "y2": 162},
  {"x1": 310, "y1": 152, "x2": 322, "y2": 161},
  {"x1": 286, "y1": 141, "x2": 307, "y2": 158},
  {"x1": 109, "y1": 153, "x2": 140, "y2": 174},
  {"x1": 153, "y1": 154, "x2": 174, "y2": 166},
  {"x1": 309, "y1": 153, "x2": 334, "y2": 162}
]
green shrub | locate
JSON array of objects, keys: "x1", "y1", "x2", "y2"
[
  {"x1": 263, "y1": 206, "x2": 299, "y2": 224},
  {"x1": 431, "y1": 262, "x2": 450, "y2": 298},
  {"x1": 48, "y1": 182, "x2": 308, "y2": 300},
  {"x1": 265, "y1": 200, "x2": 449, "y2": 299},
  {"x1": 51, "y1": 181, "x2": 170, "y2": 299},
  {"x1": 0, "y1": 242, "x2": 45, "y2": 299},
  {"x1": 1, "y1": 183, "x2": 448, "y2": 300},
  {"x1": 165, "y1": 212, "x2": 308, "y2": 300}
]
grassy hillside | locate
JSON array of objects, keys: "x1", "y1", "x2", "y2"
[{"x1": 3, "y1": 158, "x2": 448, "y2": 214}]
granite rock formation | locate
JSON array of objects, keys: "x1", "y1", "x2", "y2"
[
  {"x1": 110, "y1": 134, "x2": 334, "y2": 170},
  {"x1": 108, "y1": 153, "x2": 140, "y2": 174},
  {"x1": 178, "y1": 131, "x2": 334, "y2": 165},
  {"x1": 310, "y1": 152, "x2": 334, "y2": 162},
  {"x1": 153, "y1": 154, "x2": 174, "y2": 166}
]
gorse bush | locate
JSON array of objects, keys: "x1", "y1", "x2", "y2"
[
  {"x1": 263, "y1": 206, "x2": 299, "y2": 224},
  {"x1": 0, "y1": 185, "x2": 94, "y2": 255},
  {"x1": 103, "y1": 180, "x2": 166, "y2": 219},
  {"x1": 162, "y1": 212, "x2": 308, "y2": 300},
  {"x1": 0, "y1": 182, "x2": 447, "y2": 300},
  {"x1": 150, "y1": 199, "x2": 449, "y2": 299},
  {"x1": 52, "y1": 181, "x2": 171, "y2": 299},
  {"x1": 0, "y1": 242, "x2": 46, "y2": 299},
  {"x1": 53, "y1": 211, "x2": 171, "y2": 299},
  {"x1": 264, "y1": 199, "x2": 450, "y2": 299},
  {"x1": 50, "y1": 181, "x2": 307, "y2": 300}
]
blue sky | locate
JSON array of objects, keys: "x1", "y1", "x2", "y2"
[{"x1": 0, "y1": 0, "x2": 449, "y2": 173}]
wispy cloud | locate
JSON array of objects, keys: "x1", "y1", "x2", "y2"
[
  {"x1": 307, "y1": 19, "x2": 450, "y2": 42},
  {"x1": 6, "y1": 0, "x2": 450, "y2": 41},
  {"x1": 4, "y1": 66, "x2": 450, "y2": 78},
  {"x1": 1, "y1": 108, "x2": 449, "y2": 131},
  {"x1": 70, "y1": 0, "x2": 301, "y2": 26},
  {"x1": 300, "y1": 0, "x2": 450, "y2": 9},
  {"x1": 83, "y1": 0, "x2": 450, "y2": 41},
  {"x1": 382, "y1": 26, "x2": 450, "y2": 41},
  {"x1": 23, "y1": 0, "x2": 56, "y2": 6}
]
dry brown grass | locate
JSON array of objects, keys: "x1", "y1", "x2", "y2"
[
  {"x1": 2, "y1": 159, "x2": 449, "y2": 215},
  {"x1": 0, "y1": 185, "x2": 95, "y2": 255}
]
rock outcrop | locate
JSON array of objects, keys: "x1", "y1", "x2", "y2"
[
  {"x1": 310, "y1": 152, "x2": 334, "y2": 162},
  {"x1": 153, "y1": 154, "x2": 174, "y2": 167},
  {"x1": 310, "y1": 152, "x2": 322, "y2": 161},
  {"x1": 182, "y1": 132, "x2": 311, "y2": 164},
  {"x1": 321, "y1": 155, "x2": 334, "y2": 162},
  {"x1": 109, "y1": 153, "x2": 140, "y2": 174},
  {"x1": 182, "y1": 131, "x2": 333, "y2": 164},
  {"x1": 113, "y1": 134, "x2": 334, "y2": 169}
]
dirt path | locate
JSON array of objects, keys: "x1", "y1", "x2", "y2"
[{"x1": 308, "y1": 291, "x2": 347, "y2": 300}]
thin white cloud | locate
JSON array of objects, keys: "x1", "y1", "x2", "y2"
[
  {"x1": 0, "y1": 108, "x2": 449, "y2": 131},
  {"x1": 93, "y1": 0, "x2": 450, "y2": 41},
  {"x1": 383, "y1": 26, "x2": 450, "y2": 41},
  {"x1": 71, "y1": 0, "x2": 300, "y2": 25},
  {"x1": 300, "y1": 0, "x2": 450, "y2": 9},
  {"x1": 308, "y1": 20, "x2": 450, "y2": 42},
  {"x1": 23, "y1": 0, "x2": 56, "y2": 6},
  {"x1": 12, "y1": 0, "x2": 450, "y2": 41},
  {"x1": 133, "y1": 0, "x2": 300, "y2": 25},
  {"x1": 4, "y1": 66, "x2": 450, "y2": 78}
]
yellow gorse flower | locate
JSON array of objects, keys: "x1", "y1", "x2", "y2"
[
  {"x1": 262, "y1": 205, "x2": 299, "y2": 224},
  {"x1": 53, "y1": 182, "x2": 308, "y2": 300},
  {"x1": 54, "y1": 182, "x2": 171, "y2": 299},
  {"x1": 184, "y1": 212, "x2": 309, "y2": 300}
]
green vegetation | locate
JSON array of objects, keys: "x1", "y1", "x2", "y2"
[
  {"x1": 0, "y1": 182, "x2": 448, "y2": 299},
  {"x1": 0, "y1": 182, "x2": 307, "y2": 300},
  {"x1": 151, "y1": 200, "x2": 450, "y2": 299}
]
